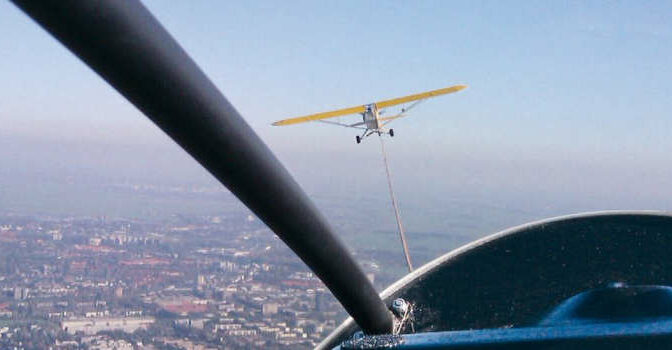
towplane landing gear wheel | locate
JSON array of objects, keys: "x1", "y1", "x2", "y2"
[
  {"x1": 389, "y1": 129, "x2": 395, "y2": 137},
  {"x1": 356, "y1": 135, "x2": 361, "y2": 144}
]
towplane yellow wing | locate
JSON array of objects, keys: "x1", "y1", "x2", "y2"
[
  {"x1": 272, "y1": 105, "x2": 366, "y2": 126},
  {"x1": 272, "y1": 84, "x2": 467, "y2": 126},
  {"x1": 375, "y1": 85, "x2": 467, "y2": 109}
]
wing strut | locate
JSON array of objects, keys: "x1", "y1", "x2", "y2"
[
  {"x1": 317, "y1": 119, "x2": 367, "y2": 130},
  {"x1": 10, "y1": 0, "x2": 393, "y2": 335}
]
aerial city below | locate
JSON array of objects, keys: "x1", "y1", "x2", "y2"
[{"x1": 0, "y1": 208, "x2": 361, "y2": 349}]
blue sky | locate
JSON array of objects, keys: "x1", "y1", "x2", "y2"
[{"x1": 1, "y1": 1, "x2": 672, "y2": 217}]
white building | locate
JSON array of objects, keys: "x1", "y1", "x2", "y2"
[{"x1": 61, "y1": 317, "x2": 155, "y2": 335}]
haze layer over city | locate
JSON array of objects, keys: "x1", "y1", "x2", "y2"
[{"x1": 0, "y1": 1, "x2": 671, "y2": 349}]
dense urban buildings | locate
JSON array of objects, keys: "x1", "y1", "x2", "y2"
[{"x1": 0, "y1": 208, "x2": 392, "y2": 349}]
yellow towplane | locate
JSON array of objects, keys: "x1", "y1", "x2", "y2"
[{"x1": 273, "y1": 84, "x2": 467, "y2": 143}]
